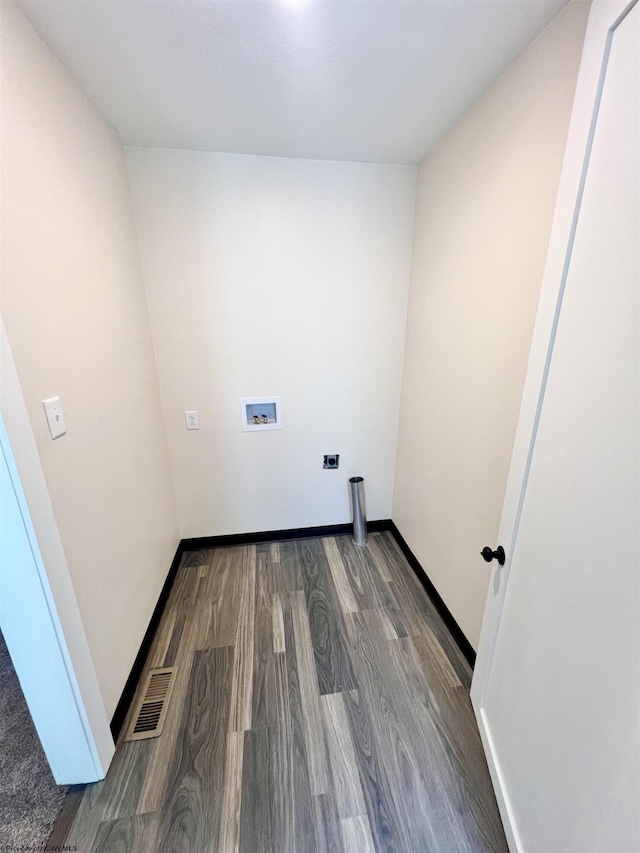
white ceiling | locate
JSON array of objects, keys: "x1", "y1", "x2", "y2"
[{"x1": 15, "y1": 0, "x2": 570, "y2": 165}]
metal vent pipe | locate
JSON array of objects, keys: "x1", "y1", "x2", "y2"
[{"x1": 349, "y1": 476, "x2": 367, "y2": 546}]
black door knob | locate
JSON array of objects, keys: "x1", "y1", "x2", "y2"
[{"x1": 481, "y1": 545, "x2": 505, "y2": 565}]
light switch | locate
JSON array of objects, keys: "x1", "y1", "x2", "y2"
[
  {"x1": 185, "y1": 411, "x2": 199, "y2": 430},
  {"x1": 43, "y1": 397, "x2": 67, "y2": 440}
]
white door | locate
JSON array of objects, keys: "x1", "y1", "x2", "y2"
[{"x1": 471, "y1": 2, "x2": 639, "y2": 851}]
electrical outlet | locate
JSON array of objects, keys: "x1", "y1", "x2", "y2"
[
  {"x1": 323, "y1": 454, "x2": 339, "y2": 469},
  {"x1": 185, "y1": 411, "x2": 199, "y2": 430}
]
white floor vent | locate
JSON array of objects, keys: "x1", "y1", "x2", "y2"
[{"x1": 125, "y1": 667, "x2": 177, "y2": 742}]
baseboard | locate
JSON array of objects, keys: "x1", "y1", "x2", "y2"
[
  {"x1": 181, "y1": 519, "x2": 391, "y2": 550},
  {"x1": 109, "y1": 540, "x2": 186, "y2": 740},
  {"x1": 386, "y1": 521, "x2": 476, "y2": 669},
  {"x1": 110, "y1": 516, "x2": 474, "y2": 738}
]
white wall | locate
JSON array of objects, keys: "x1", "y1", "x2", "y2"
[
  {"x1": 0, "y1": 1, "x2": 179, "y2": 718},
  {"x1": 126, "y1": 149, "x2": 416, "y2": 537},
  {"x1": 393, "y1": 0, "x2": 590, "y2": 649}
]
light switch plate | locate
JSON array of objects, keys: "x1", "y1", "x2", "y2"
[
  {"x1": 42, "y1": 397, "x2": 66, "y2": 440},
  {"x1": 185, "y1": 411, "x2": 199, "y2": 430}
]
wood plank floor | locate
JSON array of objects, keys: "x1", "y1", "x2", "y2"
[{"x1": 66, "y1": 533, "x2": 507, "y2": 852}]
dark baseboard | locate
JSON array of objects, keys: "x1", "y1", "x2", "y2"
[
  {"x1": 109, "y1": 540, "x2": 186, "y2": 740},
  {"x1": 387, "y1": 521, "x2": 476, "y2": 669},
  {"x1": 110, "y1": 515, "x2": 474, "y2": 740},
  {"x1": 181, "y1": 519, "x2": 391, "y2": 550}
]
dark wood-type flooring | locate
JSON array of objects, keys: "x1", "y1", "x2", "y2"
[{"x1": 66, "y1": 533, "x2": 507, "y2": 852}]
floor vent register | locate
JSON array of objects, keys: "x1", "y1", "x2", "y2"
[{"x1": 125, "y1": 667, "x2": 177, "y2": 742}]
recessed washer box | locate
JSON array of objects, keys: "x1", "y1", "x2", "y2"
[{"x1": 241, "y1": 396, "x2": 282, "y2": 432}]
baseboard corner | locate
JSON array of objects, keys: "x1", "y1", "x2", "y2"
[
  {"x1": 109, "y1": 540, "x2": 185, "y2": 740},
  {"x1": 387, "y1": 520, "x2": 476, "y2": 669}
]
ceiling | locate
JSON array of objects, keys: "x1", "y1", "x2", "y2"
[{"x1": 15, "y1": 0, "x2": 570, "y2": 165}]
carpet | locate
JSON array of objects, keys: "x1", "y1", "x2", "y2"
[{"x1": 0, "y1": 630, "x2": 68, "y2": 847}]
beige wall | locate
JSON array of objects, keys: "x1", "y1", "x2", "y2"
[
  {"x1": 393, "y1": 0, "x2": 590, "y2": 649},
  {"x1": 0, "y1": 2, "x2": 179, "y2": 717},
  {"x1": 126, "y1": 149, "x2": 415, "y2": 537}
]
